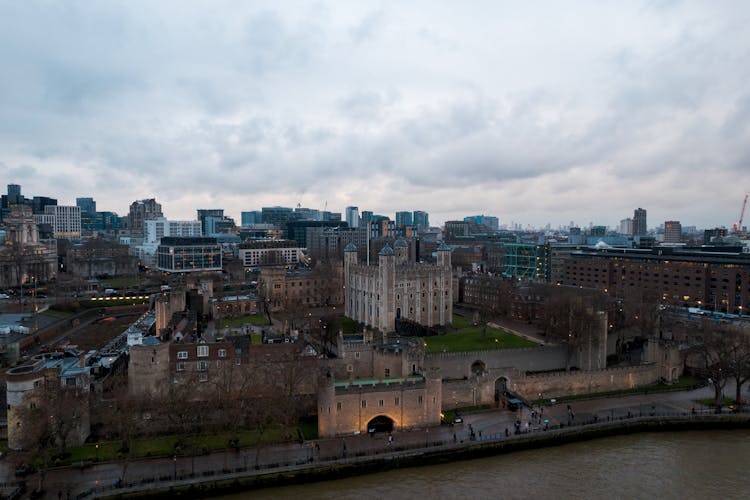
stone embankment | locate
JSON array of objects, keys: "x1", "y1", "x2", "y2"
[{"x1": 82, "y1": 412, "x2": 750, "y2": 499}]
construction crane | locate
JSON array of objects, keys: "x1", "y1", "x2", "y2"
[{"x1": 733, "y1": 193, "x2": 748, "y2": 234}]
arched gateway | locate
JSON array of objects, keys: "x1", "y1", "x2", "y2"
[{"x1": 367, "y1": 415, "x2": 394, "y2": 433}]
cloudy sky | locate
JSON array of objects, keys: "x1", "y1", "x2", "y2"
[{"x1": 2, "y1": 1, "x2": 749, "y2": 230}]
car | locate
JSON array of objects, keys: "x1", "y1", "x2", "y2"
[
  {"x1": 0, "y1": 293, "x2": 10, "y2": 299},
  {"x1": 453, "y1": 416, "x2": 463, "y2": 424}
]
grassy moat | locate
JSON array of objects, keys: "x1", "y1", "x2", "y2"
[{"x1": 424, "y1": 315, "x2": 538, "y2": 353}]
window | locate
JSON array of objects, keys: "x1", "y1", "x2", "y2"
[
  {"x1": 218, "y1": 349, "x2": 227, "y2": 358},
  {"x1": 418, "y1": 395, "x2": 423, "y2": 404},
  {"x1": 197, "y1": 360, "x2": 208, "y2": 371},
  {"x1": 379, "y1": 399, "x2": 384, "y2": 407},
  {"x1": 395, "y1": 397, "x2": 400, "y2": 405},
  {"x1": 197, "y1": 345, "x2": 209, "y2": 357},
  {"x1": 198, "y1": 373, "x2": 208, "y2": 382},
  {"x1": 337, "y1": 402, "x2": 342, "y2": 411},
  {"x1": 177, "y1": 351, "x2": 188, "y2": 360},
  {"x1": 361, "y1": 400, "x2": 367, "y2": 408},
  {"x1": 355, "y1": 352, "x2": 360, "y2": 359},
  {"x1": 384, "y1": 368, "x2": 390, "y2": 377},
  {"x1": 176, "y1": 362, "x2": 186, "y2": 371},
  {"x1": 65, "y1": 377, "x2": 76, "y2": 386}
]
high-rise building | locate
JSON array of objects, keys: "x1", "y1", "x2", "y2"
[
  {"x1": 633, "y1": 208, "x2": 647, "y2": 236},
  {"x1": 76, "y1": 197, "x2": 96, "y2": 215},
  {"x1": 128, "y1": 199, "x2": 163, "y2": 237},
  {"x1": 261, "y1": 206, "x2": 294, "y2": 227},
  {"x1": 395, "y1": 211, "x2": 413, "y2": 227},
  {"x1": 360, "y1": 210, "x2": 374, "y2": 227},
  {"x1": 463, "y1": 215, "x2": 499, "y2": 231},
  {"x1": 664, "y1": 220, "x2": 682, "y2": 243},
  {"x1": 45, "y1": 205, "x2": 82, "y2": 239},
  {"x1": 241, "y1": 211, "x2": 263, "y2": 226},
  {"x1": 413, "y1": 210, "x2": 429, "y2": 229},
  {"x1": 619, "y1": 218, "x2": 633, "y2": 236},
  {"x1": 197, "y1": 209, "x2": 224, "y2": 234},
  {"x1": 346, "y1": 206, "x2": 359, "y2": 228}
]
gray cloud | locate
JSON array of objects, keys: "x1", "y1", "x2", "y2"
[{"x1": 1, "y1": 1, "x2": 749, "y2": 228}]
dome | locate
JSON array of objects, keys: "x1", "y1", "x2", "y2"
[
  {"x1": 394, "y1": 239, "x2": 409, "y2": 248},
  {"x1": 379, "y1": 245, "x2": 394, "y2": 256},
  {"x1": 437, "y1": 241, "x2": 451, "y2": 252},
  {"x1": 344, "y1": 243, "x2": 357, "y2": 252}
]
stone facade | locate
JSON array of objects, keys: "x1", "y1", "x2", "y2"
[
  {"x1": 344, "y1": 240, "x2": 452, "y2": 333},
  {"x1": 259, "y1": 264, "x2": 343, "y2": 311},
  {"x1": 0, "y1": 205, "x2": 57, "y2": 287},
  {"x1": 317, "y1": 374, "x2": 442, "y2": 438}
]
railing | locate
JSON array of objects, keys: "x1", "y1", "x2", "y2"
[{"x1": 74, "y1": 408, "x2": 750, "y2": 499}]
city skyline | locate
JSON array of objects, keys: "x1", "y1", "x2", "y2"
[{"x1": 2, "y1": 1, "x2": 749, "y2": 228}]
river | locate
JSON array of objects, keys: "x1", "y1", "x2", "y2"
[{"x1": 221, "y1": 430, "x2": 750, "y2": 499}]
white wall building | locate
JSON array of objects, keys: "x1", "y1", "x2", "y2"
[{"x1": 41, "y1": 205, "x2": 82, "y2": 239}]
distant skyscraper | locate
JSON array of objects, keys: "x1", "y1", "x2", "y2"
[
  {"x1": 360, "y1": 210, "x2": 373, "y2": 227},
  {"x1": 413, "y1": 210, "x2": 429, "y2": 229},
  {"x1": 261, "y1": 206, "x2": 294, "y2": 227},
  {"x1": 241, "y1": 211, "x2": 263, "y2": 226},
  {"x1": 664, "y1": 220, "x2": 682, "y2": 243},
  {"x1": 76, "y1": 197, "x2": 96, "y2": 215},
  {"x1": 128, "y1": 199, "x2": 163, "y2": 237},
  {"x1": 463, "y1": 215, "x2": 499, "y2": 231},
  {"x1": 633, "y1": 208, "x2": 647, "y2": 236},
  {"x1": 619, "y1": 218, "x2": 633, "y2": 236},
  {"x1": 346, "y1": 206, "x2": 359, "y2": 228},
  {"x1": 395, "y1": 211, "x2": 413, "y2": 227}
]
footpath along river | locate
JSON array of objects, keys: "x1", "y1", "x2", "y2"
[{"x1": 220, "y1": 430, "x2": 750, "y2": 500}]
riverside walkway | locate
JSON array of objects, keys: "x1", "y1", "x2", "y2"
[{"x1": 6, "y1": 383, "x2": 748, "y2": 499}]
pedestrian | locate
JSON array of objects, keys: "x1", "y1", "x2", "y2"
[
  {"x1": 453, "y1": 432, "x2": 457, "y2": 443},
  {"x1": 388, "y1": 434, "x2": 393, "y2": 445},
  {"x1": 505, "y1": 427, "x2": 510, "y2": 437},
  {"x1": 478, "y1": 430, "x2": 482, "y2": 439}
]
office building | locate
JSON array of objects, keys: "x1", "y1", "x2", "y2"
[
  {"x1": 345, "y1": 206, "x2": 359, "y2": 228},
  {"x1": 413, "y1": 211, "x2": 429, "y2": 229},
  {"x1": 395, "y1": 211, "x2": 413, "y2": 227},
  {"x1": 241, "y1": 211, "x2": 263, "y2": 226},
  {"x1": 664, "y1": 220, "x2": 682, "y2": 243},
  {"x1": 128, "y1": 199, "x2": 163, "y2": 237},
  {"x1": 633, "y1": 208, "x2": 647, "y2": 236},
  {"x1": 76, "y1": 197, "x2": 96, "y2": 215},
  {"x1": 156, "y1": 237, "x2": 222, "y2": 273}
]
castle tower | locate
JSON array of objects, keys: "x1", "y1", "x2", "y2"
[
  {"x1": 394, "y1": 238, "x2": 409, "y2": 265},
  {"x1": 436, "y1": 241, "x2": 451, "y2": 269},
  {"x1": 344, "y1": 243, "x2": 357, "y2": 320},
  {"x1": 378, "y1": 245, "x2": 396, "y2": 332}
]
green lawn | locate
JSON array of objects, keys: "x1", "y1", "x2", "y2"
[
  {"x1": 451, "y1": 314, "x2": 472, "y2": 329},
  {"x1": 425, "y1": 325, "x2": 537, "y2": 353},
  {"x1": 220, "y1": 315, "x2": 270, "y2": 328},
  {"x1": 57, "y1": 428, "x2": 296, "y2": 465}
]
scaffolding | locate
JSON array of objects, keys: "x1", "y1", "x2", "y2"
[{"x1": 503, "y1": 243, "x2": 544, "y2": 281}]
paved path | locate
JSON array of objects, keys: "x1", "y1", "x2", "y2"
[{"x1": 8, "y1": 382, "x2": 747, "y2": 499}]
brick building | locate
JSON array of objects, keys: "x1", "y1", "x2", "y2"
[{"x1": 560, "y1": 246, "x2": 750, "y2": 313}]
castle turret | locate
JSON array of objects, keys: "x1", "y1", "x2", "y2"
[
  {"x1": 344, "y1": 243, "x2": 357, "y2": 320},
  {"x1": 437, "y1": 241, "x2": 451, "y2": 269},
  {"x1": 378, "y1": 245, "x2": 396, "y2": 332},
  {"x1": 394, "y1": 238, "x2": 409, "y2": 265}
]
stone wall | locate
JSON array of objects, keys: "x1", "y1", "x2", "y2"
[
  {"x1": 515, "y1": 364, "x2": 660, "y2": 399},
  {"x1": 439, "y1": 364, "x2": 665, "y2": 408},
  {"x1": 425, "y1": 346, "x2": 569, "y2": 380}
]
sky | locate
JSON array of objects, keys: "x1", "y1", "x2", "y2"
[{"x1": 1, "y1": 0, "x2": 750, "y2": 230}]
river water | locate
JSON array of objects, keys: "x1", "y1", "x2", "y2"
[{"x1": 222, "y1": 430, "x2": 750, "y2": 500}]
